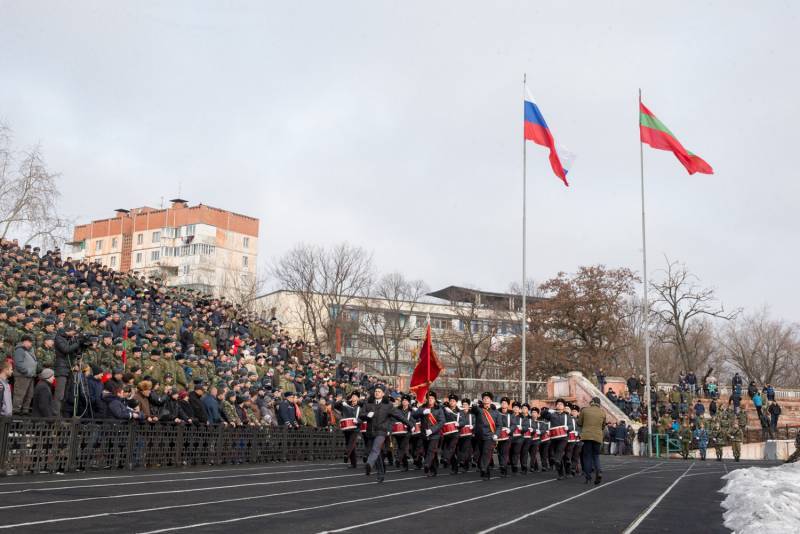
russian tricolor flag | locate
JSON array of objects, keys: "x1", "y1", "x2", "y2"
[{"x1": 524, "y1": 88, "x2": 574, "y2": 186}]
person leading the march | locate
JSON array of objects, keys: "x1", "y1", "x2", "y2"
[
  {"x1": 543, "y1": 398, "x2": 570, "y2": 480},
  {"x1": 577, "y1": 396, "x2": 606, "y2": 485},
  {"x1": 694, "y1": 422, "x2": 709, "y2": 461},
  {"x1": 415, "y1": 390, "x2": 445, "y2": 477},
  {"x1": 470, "y1": 391, "x2": 501, "y2": 480},
  {"x1": 335, "y1": 390, "x2": 362, "y2": 468},
  {"x1": 360, "y1": 384, "x2": 411, "y2": 483}
]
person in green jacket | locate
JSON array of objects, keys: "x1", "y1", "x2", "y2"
[
  {"x1": 730, "y1": 422, "x2": 743, "y2": 462},
  {"x1": 679, "y1": 422, "x2": 693, "y2": 460},
  {"x1": 710, "y1": 424, "x2": 726, "y2": 461}
]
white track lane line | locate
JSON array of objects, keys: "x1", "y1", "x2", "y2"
[
  {"x1": 136, "y1": 478, "x2": 482, "y2": 534},
  {"x1": 319, "y1": 478, "x2": 556, "y2": 533},
  {"x1": 0, "y1": 466, "x2": 344, "y2": 495},
  {"x1": 0, "y1": 462, "x2": 342, "y2": 486},
  {"x1": 621, "y1": 462, "x2": 695, "y2": 533},
  {"x1": 0, "y1": 471, "x2": 365, "y2": 510},
  {"x1": 475, "y1": 462, "x2": 666, "y2": 534},
  {"x1": 0, "y1": 473, "x2": 424, "y2": 529}
]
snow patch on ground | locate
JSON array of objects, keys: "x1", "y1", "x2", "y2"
[{"x1": 720, "y1": 461, "x2": 800, "y2": 533}]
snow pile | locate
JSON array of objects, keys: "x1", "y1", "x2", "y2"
[{"x1": 720, "y1": 461, "x2": 800, "y2": 533}]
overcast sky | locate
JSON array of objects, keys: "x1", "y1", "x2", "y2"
[{"x1": 1, "y1": 1, "x2": 798, "y2": 322}]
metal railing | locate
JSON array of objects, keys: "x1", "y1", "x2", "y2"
[
  {"x1": 655, "y1": 382, "x2": 800, "y2": 399},
  {"x1": 0, "y1": 417, "x2": 348, "y2": 476}
]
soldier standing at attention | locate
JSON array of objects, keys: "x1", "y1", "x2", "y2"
[
  {"x1": 711, "y1": 423, "x2": 726, "y2": 461},
  {"x1": 730, "y1": 421, "x2": 743, "y2": 462},
  {"x1": 679, "y1": 420, "x2": 693, "y2": 460}
]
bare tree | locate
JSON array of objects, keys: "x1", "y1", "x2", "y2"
[
  {"x1": 0, "y1": 123, "x2": 71, "y2": 249},
  {"x1": 436, "y1": 289, "x2": 511, "y2": 380},
  {"x1": 650, "y1": 258, "x2": 738, "y2": 373},
  {"x1": 717, "y1": 308, "x2": 799, "y2": 387},
  {"x1": 271, "y1": 242, "x2": 374, "y2": 351},
  {"x1": 221, "y1": 259, "x2": 269, "y2": 312},
  {"x1": 356, "y1": 273, "x2": 429, "y2": 375}
]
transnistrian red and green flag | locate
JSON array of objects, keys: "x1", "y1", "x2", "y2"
[{"x1": 639, "y1": 102, "x2": 713, "y2": 175}]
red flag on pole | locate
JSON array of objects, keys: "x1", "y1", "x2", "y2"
[{"x1": 409, "y1": 324, "x2": 444, "y2": 401}]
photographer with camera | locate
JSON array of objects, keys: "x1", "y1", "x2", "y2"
[{"x1": 54, "y1": 322, "x2": 90, "y2": 414}]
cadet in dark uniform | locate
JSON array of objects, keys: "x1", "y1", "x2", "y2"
[
  {"x1": 441, "y1": 393, "x2": 461, "y2": 474},
  {"x1": 530, "y1": 407, "x2": 543, "y2": 472},
  {"x1": 539, "y1": 408, "x2": 552, "y2": 471},
  {"x1": 335, "y1": 390, "x2": 362, "y2": 468},
  {"x1": 415, "y1": 391, "x2": 445, "y2": 476},
  {"x1": 509, "y1": 401, "x2": 524, "y2": 474},
  {"x1": 393, "y1": 395, "x2": 415, "y2": 471},
  {"x1": 519, "y1": 404, "x2": 533, "y2": 474},
  {"x1": 457, "y1": 398, "x2": 475, "y2": 473},
  {"x1": 543, "y1": 398, "x2": 570, "y2": 480},
  {"x1": 496, "y1": 397, "x2": 513, "y2": 477},
  {"x1": 470, "y1": 391, "x2": 501, "y2": 480}
]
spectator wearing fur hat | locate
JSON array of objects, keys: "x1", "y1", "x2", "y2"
[{"x1": 31, "y1": 368, "x2": 56, "y2": 417}]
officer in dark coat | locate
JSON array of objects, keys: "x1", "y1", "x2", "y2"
[
  {"x1": 470, "y1": 391, "x2": 501, "y2": 480},
  {"x1": 415, "y1": 390, "x2": 445, "y2": 477},
  {"x1": 360, "y1": 384, "x2": 409, "y2": 483}
]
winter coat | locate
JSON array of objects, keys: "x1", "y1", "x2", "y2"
[
  {"x1": 105, "y1": 395, "x2": 135, "y2": 420},
  {"x1": 202, "y1": 394, "x2": 222, "y2": 424},
  {"x1": 576, "y1": 405, "x2": 606, "y2": 443},
  {"x1": 54, "y1": 332, "x2": 82, "y2": 377},
  {"x1": 13, "y1": 344, "x2": 38, "y2": 377},
  {"x1": 31, "y1": 380, "x2": 56, "y2": 417}
]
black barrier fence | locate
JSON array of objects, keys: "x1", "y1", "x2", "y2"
[{"x1": 0, "y1": 417, "x2": 352, "y2": 475}]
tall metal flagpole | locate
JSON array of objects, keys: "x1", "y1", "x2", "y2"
[
  {"x1": 521, "y1": 73, "x2": 528, "y2": 404},
  {"x1": 639, "y1": 88, "x2": 653, "y2": 457}
]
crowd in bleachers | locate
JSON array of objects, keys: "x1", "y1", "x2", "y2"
[{"x1": 0, "y1": 238, "x2": 395, "y2": 427}]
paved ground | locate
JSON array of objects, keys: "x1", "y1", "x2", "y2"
[{"x1": 0, "y1": 456, "x2": 778, "y2": 533}]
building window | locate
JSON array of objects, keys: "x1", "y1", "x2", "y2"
[
  {"x1": 185, "y1": 224, "x2": 195, "y2": 237},
  {"x1": 243, "y1": 236, "x2": 249, "y2": 249},
  {"x1": 135, "y1": 252, "x2": 142, "y2": 264},
  {"x1": 242, "y1": 255, "x2": 248, "y2": 267},
  {"x1": 110, "y1": 256, "x2": 116, "y2": 267},
  {"x1": 151, "y1": 231, "x2": 161, "y2": 243},
  {"x1": 182, "y1": 265, "x2": 190, "y2": 276},
  {"x1": 111, "y1": 237, "x2": 118, "y2": 249},
  {"x1": 136, "y1": 233, "x2": 143, "y2": 245},
  {"x1": 95, "y1": 240, "x2": 102, "y2": 251},
  {"x1": 151, "y1": 250, "x2": 160, "y2": 261}
]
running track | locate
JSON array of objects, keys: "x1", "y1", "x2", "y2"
[{"x1": 0, "y1": 456, "x2": 777, "y2": 533}]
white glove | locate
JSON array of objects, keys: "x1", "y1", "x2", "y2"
[
  {"x1": 423, "y1": 408, "x2": 431, "y2": 415},
  {"x1": 518, "y1": 425, "x2": 523, "y2": 430},
  {"x1": 492, "y1": 435, "x2": 498, "y2": 441},
  {"x1": 367, "y1": 411, "x2": 374, "y2": 418},
  {"x1": 425, "y1": 429, "x2": 432, "y2": 436}
]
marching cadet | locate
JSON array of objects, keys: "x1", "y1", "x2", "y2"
[
  {"x1": 730, "y1": 421, "x2": 743, "y2": 462},
  {"x1": 470, "y1": 391, "x2": 501, "y2": 480},
  {"x1": 496, "y1": 397, "x2": 513, "y2": 477},
  {"x1": 415, "y1": 391, "x2": 445, "y2": 477},
  {"x1": 519, "y1": 404, "x2": 533, "y2": 474},
  {"x1": 509, "y1": 401, "x2": 524, "y2": 474},
  {"x1": 543, "y1": 398, "x2": 570, "y2": 480},
  {"x1": 529, "y1": 407, "x2": 543, "y2": 472},
  {"x1": 393, "y1": 394, "x2": 415, "y2": 471},
  {"x1": 538, "y1": 408, "x2": 551, "y2": 471},
  {"x1": 334, "y1": 391, "x2": 362, "y2": 468},
  {"x1": 457, "y1": 398, "x2": 475, "y2": 473},
  {"x1": 569, "y1": 404, "x2": 583, "y2": 476},
  {"x1": 563, "y1": 404, "x2": 578, "y2": 476},
  {"x1": 441, "y1": 393, "x2": 461, "y2": 474}
]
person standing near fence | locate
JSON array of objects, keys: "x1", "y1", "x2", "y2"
[
  {"x1": 0, "y1": 360, "x2": 13, "y2": 416},
  {"x1": 12, "y1": 334, "x2": 37, "y2": 414},
  {"x1": 768, "y1": 401, "x2": 781, "y2": 432}
]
